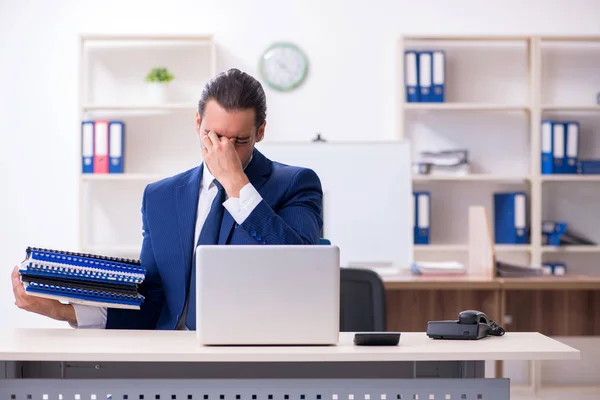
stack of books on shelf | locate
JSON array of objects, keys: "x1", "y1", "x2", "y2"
[
  {"x1": 410, "y1": 261, "x2": 466, "y2": 276},
  {"x1": 541, "y1": 119, "x2": 600, "y2": 175},
  {"x1": 495, "y1": 261, "x2": 543, "y2": 277},
  {"x1": 82, "y1": 120, "x2": 125, "y2": 174},
  {"x1": 404, "y1": 50, "x2": 446, "y2": 103}
]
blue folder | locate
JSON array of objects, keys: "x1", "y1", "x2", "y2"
[
  {"x1": 578, "y1": 159, "x2": 600, "y2": 174},
  {"x1": 405, "y1": 51, "x2": 420, "y2": 103},
  {"x1": 418, "y1": 52, "x2": 433, "y2": 102},
  {"x1": 413, "y1": 191, "x2": 431, "y2": 244},
  {"x1": 493, "y1": 192, "x2": 528, "y2": 244},
  {"x1": 552, "y1": 122, "x2": 567, "y2": 174},
  {"x1": 541, "y1": 120, "x2": 553, "y2": 175},
  {"x1": 109, "y1": 121, "x2": 125, "y2": 173},
  {"x1": 431, "y1": 50, "x2": 445, "y2": 102},
  {"x1": 565, "y1": 121, "x2": 579, "y2": 174},
  {"x1": 81, "y1": 121, "x2": 95, "y2": 173}
]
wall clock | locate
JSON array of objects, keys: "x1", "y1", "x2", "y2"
[{"x1": 259, "y1": 42, "x2": 309, "y2": 92}]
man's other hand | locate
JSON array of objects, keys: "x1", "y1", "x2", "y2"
[
  {"x1": 12, "y1": 266, "x2": 77, "y2": 324},
  {"x1": 202, "y1": 131, "x2": 250, "y2": 197}
]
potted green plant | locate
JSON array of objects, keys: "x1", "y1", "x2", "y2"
[{"x1": 145, "y1": 67, "x2": 174, "y2": 103}]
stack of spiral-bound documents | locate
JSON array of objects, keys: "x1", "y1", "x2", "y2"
[{"x1": 19, "y1": 247, "x2": 146, "y2": 309}]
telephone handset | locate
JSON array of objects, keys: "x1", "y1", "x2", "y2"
[{"x1": 427, "y1": 310, "x2": 506, "y2": 340}]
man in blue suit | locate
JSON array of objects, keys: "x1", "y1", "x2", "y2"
[{"x1": 12, "y1": 68, "x2": 324, "y2": 330}]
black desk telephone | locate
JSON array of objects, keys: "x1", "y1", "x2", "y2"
[{"x1": 426, "y1": 310, "x2": 506, "y2": 340}]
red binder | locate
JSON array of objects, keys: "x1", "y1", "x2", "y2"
[{"x1": 93, "y1": 120, "x2": 109, "y2": 173}]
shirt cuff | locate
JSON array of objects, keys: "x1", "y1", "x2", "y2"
[
  {"x1": 69, "y1": 304, "x2": 107, "y2": 329},
  {"x1": 223, "y1": 183, "x2": 263, "y2": 225}
]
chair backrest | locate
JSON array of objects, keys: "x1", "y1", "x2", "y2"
[{"x1": 339, "y1": 267, "x2": 387, "y2": 332}]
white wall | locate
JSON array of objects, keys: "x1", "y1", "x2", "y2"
[{"x1": 1, "y1": 0, "x2": 600, "y2": 350}]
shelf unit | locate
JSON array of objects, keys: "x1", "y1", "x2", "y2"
[
  {"x1": 398, "y1": 35, "x2": 600, "y2": 271},
  {"x1": 77, "y1": 34, "x2": 216, "y2": 257},
  {"x1": 412, "y1": 174, "x2": 531, "y2": 182},
  {"x1": 414, "y1": 244, "x2": 532, "y2": 252}
]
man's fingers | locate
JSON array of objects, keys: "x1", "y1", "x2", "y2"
[
  {"x1": 11, "y1": 267, "x2": 21, "y2": 288},
  {"x1": 207, "y1": 131, "x2": 221, "y2": 147},
  {"x1": 202, "y1": 134, "x2": 212, "y2": 150}
]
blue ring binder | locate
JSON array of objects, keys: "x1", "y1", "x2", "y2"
[{"x1": 19, "y1": 247, "x2": 147, "y2": 310}]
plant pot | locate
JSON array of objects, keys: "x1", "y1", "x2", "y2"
[{"x1": 146, "y1": 82, "x2": 169, "y2": 104}]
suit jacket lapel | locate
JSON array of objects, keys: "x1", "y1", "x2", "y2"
[
  {"x1": 176, "y1": 165, "x2": 202, "y2": 284},
  {"x1": 218, "y1": 149, "x2": 272, "y2": 244}
]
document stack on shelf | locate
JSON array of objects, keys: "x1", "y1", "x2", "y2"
[
  {"x1": 81, "y1": 120, "x2": 126, "y2": 174},
  {"x1": 19, "y1": 247, "x2": 146, "y2": 309},
  {"x1": 410, "y1": 261, "x2": 466, "y2": 276},
  {"x1": 404, "y1": 50, "x2": 446, "y2": 103},
  {"x1": 495, "y1": 261, "x2": 543, "y2": 278},
  {"x1": 412, "y1": 149, "x2": 470, "y2": 176}
]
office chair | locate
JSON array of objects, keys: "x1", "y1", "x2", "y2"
[
  {"x1": 318, "y1": 238, "x2": 387, "y2": 332},
  {"x1": 339, "y1": 267, "x2": 387, "y2": 332}
]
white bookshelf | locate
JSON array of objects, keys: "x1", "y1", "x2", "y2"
[
  {"x1": 81, "y1": 173, "x2": 168, "y2": 182},
  {"x1": 414, "y1": 244, "x2": 532, "y2": 252},
  {"x1": 82, "y1": 103, "x2": 198, "y2": 111},
  {"x1": 77, "y1": 34, "x2": 216, "y2": 257},
  {"x1": 412, "y1": 174, "x2": 531, "y2": 183},
  {"x1": 398, "y1": 35, "x2": 600, "y2": 271},
  {"x1": 403, "y1": 103, "x2": 530, "y2": 111},
  {"x1": 542, "y1": 245, "x2": 600, "y2": 253}
]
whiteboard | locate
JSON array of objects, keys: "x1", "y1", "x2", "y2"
[{"x1": 256, "y1": 141, "x2": 414, "y2": 268}]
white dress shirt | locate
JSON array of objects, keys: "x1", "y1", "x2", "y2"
[{"x1": 71, "y1": 164, "x2": 263, "y2": 329}]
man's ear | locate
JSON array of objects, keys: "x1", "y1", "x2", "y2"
[
  {"x1": 255, "y1": 121, "x2": 266, "y2": 143},
  {"x1": 195, "y1": 111, "x2": 202, "y2": 134}
]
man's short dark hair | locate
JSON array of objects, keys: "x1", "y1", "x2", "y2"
[{"x1": 198, "y1": 68, "x2": 267, "y2": 129}]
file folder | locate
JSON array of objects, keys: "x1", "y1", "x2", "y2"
[
  {"x1": 553, "y1": 263, "x2": 566, "y2": 275},
  {"x1": 541, "y1": 263, "x2": 553, "y2": 275},
  {"x1": 81, "y1": 121, "x2": 94, "y2": 174},
  {"x1": 565, "y1": 121, "x2": 579, "y2": 174},
  {"x1": 418, "y1": 52, "x2": 432, "y2": 102},
  {"x1": 578, "y1": 159, "x2": 600, "y2": 174},
  {"x1": 542, "y1": 232, "x2": 561, "y2": 246},
  {"x1": 493, "y1": 192, "x2": 528, "y2": 244},
  {"x1": 552, "y1": 122, "x2": 566, "y2": 174},
  {"x1": 543, "y1": 262, "x2": 566, "y2": 276},
  {"x1": 413, "y1": 191, "x2": 430, "y2": 244},
  {"x1": 94, "y1": 120, "x2": 109, "y2": 174},
  {"x1": 541, "y1": 120, "x2": 553, "y2": 175},
  {"x1": 432, "y1": 50, "x2": 445, "y2": 102},
  {"x1": 542, "y1": 220, "x2": 567, "y2": 236},
  {"x1": 405, "y1": 51, "x2": 420, "y2": 103},
  {"x1": 19, "y1": 247, "x2": 146, "y2": 309},
  {"x1": 109, "y1": 121, "x2": 125, "y2": 173}
]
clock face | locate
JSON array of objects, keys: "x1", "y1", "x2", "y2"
[{"x1": 259, "y1": 42, "x2": 308, "y2": 92}]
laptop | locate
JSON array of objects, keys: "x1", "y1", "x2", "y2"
[{"x1": 194, "y1": 245, "x2": 340, "y2": 346}]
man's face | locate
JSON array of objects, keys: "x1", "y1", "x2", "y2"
[{"x1": 196, "y1": 99, "x2": 265, "y2": 168}]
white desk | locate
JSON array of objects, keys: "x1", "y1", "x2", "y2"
[{"x1": 0, "y1": 329, "x2": 579, "y2": 400}]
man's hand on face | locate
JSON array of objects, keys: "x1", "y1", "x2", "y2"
[{"x1": 202, "y1": 131, "x2": 250, "y2": 198}]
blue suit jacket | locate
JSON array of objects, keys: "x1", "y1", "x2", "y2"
[{"x1": 105, "y1": 148, "x2": 323, "y2": 330}]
